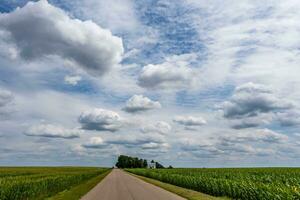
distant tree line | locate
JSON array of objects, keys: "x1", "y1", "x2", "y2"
[
  {"x1": 116, "y1": 155, "x2": 148, "y2": 168},
  {"x1": 115, "y1": 155, "x2": 169, "y2": 168}
]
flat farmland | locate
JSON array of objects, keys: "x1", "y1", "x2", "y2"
[
  {"x1": 127, "y1": 168, "x2": 300, "y2": 200},
  {"x1": 0, "y1": 167, "x2": 109, "y2": 200}
]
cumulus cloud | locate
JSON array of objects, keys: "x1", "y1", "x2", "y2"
[
  {"x1": 220, "y1": 129, "x2": 288, "y2": 145},
  {"x1": 24, "y1": 124, "x2": 81, "y2": 139},
  {"x1": 230, "y1": 121, "x2": 263, "y2": 130},
  {"x1": 106, "y1": 133, "x2": 168, "y2": 150},
  {"x1": 123, "y1": 95, "x2": 161, "y2": 113},
  {"x1": 180, "y1": 139, "x2": 222, "y2": 158},
  {"x1": 64, "y1": 75, "x2": 82, "y2": 86},
  {"x1": 235, "y1": 83, "x2": 271, "y2": 94},
  {"x1": 0, "y1": 89, "x2": 14, "y2": 117},
  {"x1": 0, "y1": 89, "x2": 13, "y2": 108},
  {"x1": 141, "y1": 121, "x2": 171, "y2": 135},
  {"x1": 138, "y1": 54, "x2": 196, "y2": 89},
  {"x1": 220, "y1": 82, "x2": 300, "y2": 130},
  {"x1": 181, "y1": 139, "x2": 215, "y2": 151},
  {"x1": 213, "y1": 129, "x2": 288, "y2": 156},
  {"x1": 230, "y1": 114, "x2": 273, "y2": 129},
  {"x1": 276, "y1": 111, "x2": 300, "y2": 127},
  {"x1": 173, "y1": 115, "x2": 207, "y2": 127},
  {"x1": 82, "y1": 137, "x2": 107, "y2": 149},
  {"x1": 0, "y1": 0, "x2": 123, "y2": 76},
  {"x1": 79, "y1": 108, "x2": 122, "y2": 132},
  {"x1": 180, "y1": 129, "x2": 288, "y2": 158},
  {"x1": 141, "y1": 142, "x2": 169, "y2": 150},
  {"x1": 107, "y1": 134, "x2": 164, "y2": 145},
  {"x1": 222, "y1": 82, "x2": 294, "y2": 119}
]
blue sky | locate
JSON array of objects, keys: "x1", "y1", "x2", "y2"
[{"x1": 0, "y1": 0, "x2": 300, "y2": 167}]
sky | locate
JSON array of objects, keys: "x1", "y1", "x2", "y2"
[{"x1": 0, "y1": 0, "x2": 300, "y2": 167}]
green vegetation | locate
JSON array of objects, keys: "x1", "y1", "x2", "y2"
[
  {"x1": 126, "y1": 168, "x2": 300, "y2": 200},
  {"x1": 116, "y1": 155, "x2": 148, "y2": 168},
  {"x1": 0, "y1": 167, "x2": 110, "y2": 200},
  {"x1": 48, "y1": 169, "x2": 111, "y2": 200},
  {"x1": 115, "y1": 155, "x2": 165, "y2": 168},
  {"x1": 130, "y1": 172, "x2": 229, "y2": 200}
]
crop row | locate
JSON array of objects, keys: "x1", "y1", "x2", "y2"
[
  {"x1": 0, "y1": 167, "x2": 109, "y2": 200},
  {"x1": 126, "y1": 168, "x2": 300, "y2": 200}
]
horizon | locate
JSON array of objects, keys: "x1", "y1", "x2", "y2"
[{"x1": 1, "y1": 0, "x2": 300, "y2": 168}]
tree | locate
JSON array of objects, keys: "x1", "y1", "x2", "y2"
[
  {"x1": 115, "y1": 155, "x2": 168, "y2": 169},
  {"x1": 115, "y1": 155, "x2": 148, "y2": 168},
  {"x1": 143, "y1": 159, "x2": 148, "y2": 168},
  {"x1": 155, "y1": 162, "x2": 165, "y2": 169}
]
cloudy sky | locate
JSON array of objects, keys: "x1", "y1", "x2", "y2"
[{"x1": 0, "y1": 0, "x2": 300, "y2": 167}]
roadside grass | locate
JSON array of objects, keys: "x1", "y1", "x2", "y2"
[
  {"x1": 129, "y1": 173, "x2": 230, "y2": 200},
  {"x1": 47, "y1": 169, "x2": 111, "y2": 200}
]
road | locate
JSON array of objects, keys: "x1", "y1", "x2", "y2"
[{"x1": 81, "y1": 169, "x2": 185, "y2": 200}]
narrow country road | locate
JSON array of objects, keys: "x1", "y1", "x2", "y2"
[{"x1": 81, "y1": 169, "x2": 185, "y2": 200}]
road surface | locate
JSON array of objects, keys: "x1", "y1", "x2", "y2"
[{"x1": 81, "y1": 169, "x2": 185, "y2": 200}]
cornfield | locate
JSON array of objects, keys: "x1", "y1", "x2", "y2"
[
  {"x1": 0, "y1": 167, "x2": 109, "y2": 200},
  {"x1": 126, "y1": 168, "x2": 300, "y2": 200}
]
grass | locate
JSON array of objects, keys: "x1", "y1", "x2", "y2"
[
  {"x1": 48, "y1": 169, "x2": 111, "y2": 200},
  {"x1": 128, "y1": 172, "x2": 230, "y2": 200}
]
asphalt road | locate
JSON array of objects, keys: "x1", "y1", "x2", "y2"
[{"x1": 81, "y1": 169, "x2": 185, "y2": 200}]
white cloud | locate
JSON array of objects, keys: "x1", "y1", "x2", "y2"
[
  {"x1": 0, "y1": 30, "x2": 18, "y2": 60},
  {"x1": 222, "y1": 82, "x2": 294, "y2": 119},
  {"x1": 24, "y1": 124, "x2": 81, "y2": 139},
  {"x1": 138, "y1": 54, "x2": 197, "y2": 89},
  {"x1": 219, "y1": 82, "x2": 300, "y2": 130},
  {"x1": 79, "y1": 108, "x2": 122, "y2": 132},
  {"x1": 176, "y1": 0, "x2": 300, "y2": 98},
  {"x1": 173, "y1": 116, "x2": 207, "y2": 126},
  {"x1": 180, "y1": 128, "x2": 289, "y2": 158},
  {"x1": 2, "y1": 0, "x2": 300, "y2": 166},
  {"x1": 16, "y1": 90, "x2": 93, "y2": 127},
  {"x1": 0, "y1": 88, "x2": 14, "y2": 117},
  {"x1": 0, "y1": 89, "x2": 13, "y2": 108},
  {"x1": 220, "y1": 129, "x2": 288, "y2": 145},
  {"x1": 257, "y1": 129, "x2": 289, "y2": 143},
  {"x1": 123, "y1": 94, "x2": 161, "y2": 113},
  {"x1": 230, "y1": 114, "x2": 272, "y2": 129},
  {"x1": 141, "y1": 142, "x2": 169, "y2": 150},
  {"x1": 82, "y1": 137, "x2": 107, "y2": 149},
  {"x1": 141, "y1": 121, "x2": 171, "y2": 135},
  {"x1": 0, "y1": 0, "x2": 123, "y2": 76},
  {"x1": 235, "y1": 82, "x2": 271, "y2": 94},
  {"x1": 180, "y1": 138, "x2": 222, "y2": 158},
  {"x1": 67, "y1": 0, "x2": 139, "y2": 33},
  {"x1": 64, "y1": 75, "x2": 82, "y2": 86},
  {"x1": 106, "y1": 133, "x2": 169, "y2": 151},
  {"x1": 276, "y1": 111, "x2": 300, "y2": 127}
]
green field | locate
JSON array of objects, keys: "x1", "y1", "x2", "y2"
[
  {"x1": 126, "y1": 168, "x2": 300, "y2": 200},
  {"x1": 0, "y1": 167, "x2": 109, "y2": 200}
]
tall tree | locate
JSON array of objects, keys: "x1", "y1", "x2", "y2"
[{"x1": 116, "y1": 155, "x2": 149, "y2": 168}]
